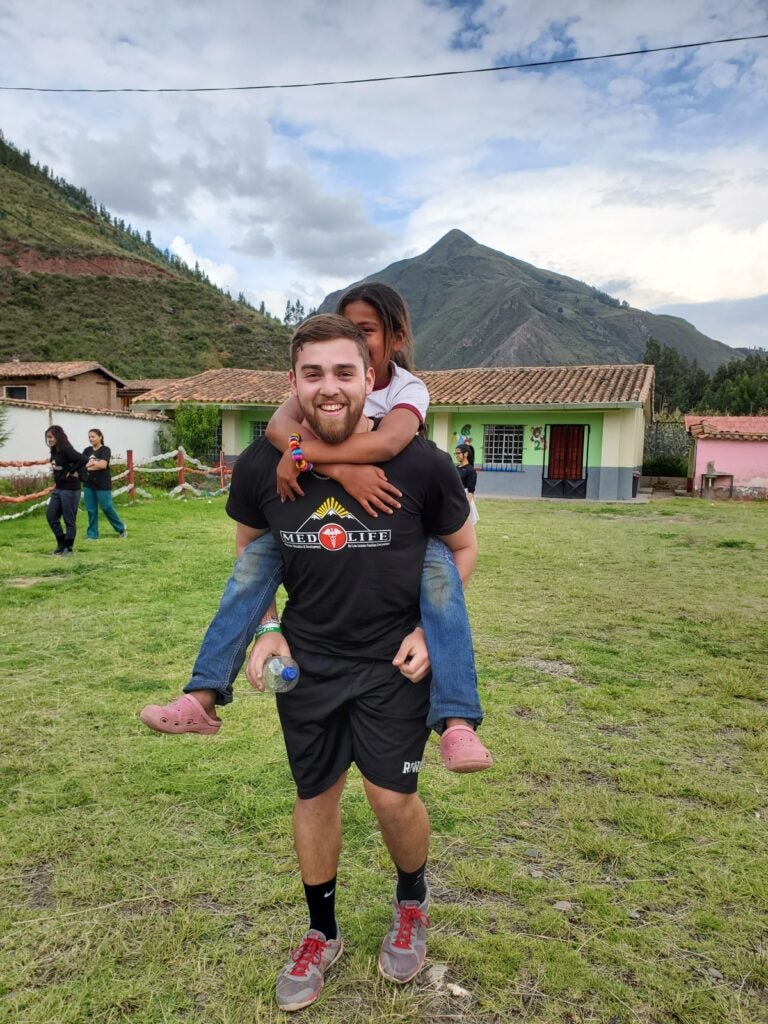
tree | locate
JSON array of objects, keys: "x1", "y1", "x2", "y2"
[
  {"x1": 283, "y1": 299, "x2": 306, "y2": 326},
  {"x1": 170, "y1": 404, "x2": 221, "y2": 460},
  {"x1": 643, "y1": 338, "x2": 709, "y2": 414},
  {"x1": 702, "y1": 350, "x2": 768, "y2": 414}
]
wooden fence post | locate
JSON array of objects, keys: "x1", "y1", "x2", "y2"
[
  {"x1": 127, "y1": 450, "x2": 135, "y2": 502},
  {"x1": 177, "y1": 447, "x2": 185, "y2": 490},
  {"x1": 219, "y1": 450, "x2": 226, "y2": 490}
]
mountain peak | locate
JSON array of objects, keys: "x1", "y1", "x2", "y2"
[{"x1": 425, "y1": 229, "x2": 478, "y2": 257}]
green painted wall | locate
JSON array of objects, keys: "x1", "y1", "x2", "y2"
[{"x1": 429, "y1": 410, "x2": 604, "y2": 468}]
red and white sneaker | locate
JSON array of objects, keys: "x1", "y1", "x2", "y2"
[
  {"x1": 275, "y1": 929, "x2": 343, "y2": 1011},
  {"x1": 378, "y1": 888, "x2": 430, "y2": 984}
]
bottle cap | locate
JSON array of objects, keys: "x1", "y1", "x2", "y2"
[{"x1": 282, "y1": 666, "x2": 298, "y2": 681}]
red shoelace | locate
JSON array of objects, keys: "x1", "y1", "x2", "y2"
[
  {"x1": 289, "y1": 937, "x2": 326, "y2": 976},
  {"x1": 393, "y1": 906, "x2": 430, "y2": 949}
]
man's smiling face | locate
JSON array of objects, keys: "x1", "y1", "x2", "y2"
[{"x1": 290, "y1": 336, "x2": 375, "y2": 444}]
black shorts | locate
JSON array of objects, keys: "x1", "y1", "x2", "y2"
[{"x1": 275, "y1": 647, "x2": 431, "y2": 800}]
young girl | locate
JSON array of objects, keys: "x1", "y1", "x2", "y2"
[
  {"x1": 45, "y1": 425, "x2": 89, "y2": 556},
  {"x1": 141, "y1": 284, "x2": 492, "y2": 772}
]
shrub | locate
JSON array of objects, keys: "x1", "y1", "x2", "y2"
[{"x1": 642, "y1": 454, "x2": 688, "y2": 477}]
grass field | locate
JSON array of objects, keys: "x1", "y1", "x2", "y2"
[{"x1": 1, "y1": 494, "x2": 767, "y2": 1024}]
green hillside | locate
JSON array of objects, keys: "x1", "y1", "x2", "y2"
[
  {"x1": 321, "y1": 229, "x2": 739, "y2": 374},
  {"x1": 0, "y1": 134, "x2": 290, "y2": 378}
]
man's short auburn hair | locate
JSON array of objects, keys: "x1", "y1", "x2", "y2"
[{"x1": 290, "y1": 313, "x2": 370, "y2": 371}]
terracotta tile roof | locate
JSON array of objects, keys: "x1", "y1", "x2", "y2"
[
  {"x1": 0, "y1": 396, "x2": 167, "y2": 420},
  {"x1": 0, "y1": 360, "x2": 125, "y2": 385},
  {"x1": 119, "y1": 378, "x2": 179, "y2": 393},
  {"x1": 138, "y1": 368, "x2": 292, "y2": 405},
  {"x1": 419, "y1": 364, "x2": 654, "y2": 406},
  {"x1": 685, "y1": 415, "x2": 768, "y2": 441},
  {"x1": 137, "y1": 363, "x2": 655, "y2": 408}
]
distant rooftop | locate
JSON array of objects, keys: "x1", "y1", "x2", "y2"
[
  {"x1": 0, "y1": 360, "x2": 125, "y2": 385},
  {"x1": 685, "y1": 415, "x2": 768, "y2": 441}
]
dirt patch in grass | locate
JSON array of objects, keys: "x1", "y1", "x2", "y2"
[
  {"x1": 21, "y1": 862, "x2": 55, "y2": 908},
  {"x1": 518, "y1": 657, "x2": 577, "y2": 679},
  {"x1": 5, "y1": 576, "x2": 64, "y2": 588}
]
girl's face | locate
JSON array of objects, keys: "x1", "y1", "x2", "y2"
[
  {"x1": 45, "y1": 433, "x2": 56, "y2": 447},
  {"x1": 342, "y1": 299, "x2": 402, "y2": 382},
  {"x1": 455, "y1": 449, "x2": 467, "y2": 466},
  {"x1": 88, "y1": 431, "x2": 102, "y2": 447}
]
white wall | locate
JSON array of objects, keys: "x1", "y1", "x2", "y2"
[{"x1": 0, "y1": 403, "x2": 166, "y2": 466}]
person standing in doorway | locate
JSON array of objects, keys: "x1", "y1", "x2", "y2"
[{"x1": 82, "y1": 429, "x2": 127, "y2": 540}]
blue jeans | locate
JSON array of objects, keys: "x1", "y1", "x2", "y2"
[
  {"x1": 421, "y1": 537, "x2": 483, "y2": 732},
  {"x1": 184, "y1": 534, "x2": 483, "y2": 731},
  {"x1": 83, "y1": 487, "x2": 125, "y2": 538},
  {"x1": 46, "y1": 489, "x2": 80, "y2": 546}
]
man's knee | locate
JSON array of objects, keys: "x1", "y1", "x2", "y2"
[{"x1": 364, "y1": 782, "x2": 421, "y2": 824}]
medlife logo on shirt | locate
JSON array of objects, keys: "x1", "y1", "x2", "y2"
[{"x1": 280, "y1": 496, "x2": 391, "y2": 551}]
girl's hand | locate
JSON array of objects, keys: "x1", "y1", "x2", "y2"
[
  {"x1": 332, "y1": 465, "x2": 402, "y2": 518},
  {"x1": 246, "y1": 631, "x2": 292, "y2": 691},
  {"x1": 276, "y1": 448, "x2": 305, "y2": 501}
]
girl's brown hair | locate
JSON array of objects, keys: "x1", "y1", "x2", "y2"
[{"x1": 336, "y1": 282, "x2": 415, "y2": 370}]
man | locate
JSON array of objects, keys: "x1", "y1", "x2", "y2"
[{"x1": 227, "y1": 314, "x2": 476, "y2": 1012}]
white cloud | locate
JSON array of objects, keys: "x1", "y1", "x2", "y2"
[
  {"x1": 169, "y1": 236, "x2": 239, "y2": 293},
  {"x1": 0, "y1": 0, "x2": 766, "y2": 346}
]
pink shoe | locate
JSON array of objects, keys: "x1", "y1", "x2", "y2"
[
  {"x1": 140, "y1": 693, "x2": 222, "y2": 735},
  {"x1": 439, "y1": 724, "x2": 493, "y2": 773}
]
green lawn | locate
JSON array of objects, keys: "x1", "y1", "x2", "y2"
[{"x1": 1, "y1": 495, "x2": 766, "y2": 1024}]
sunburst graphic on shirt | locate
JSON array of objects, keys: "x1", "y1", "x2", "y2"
[{"x1": 280, "y1": 494, "x2": 392, "y2": 551}]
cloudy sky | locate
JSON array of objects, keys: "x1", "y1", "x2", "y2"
[{"x1": 1, "y1": 0, "x2": 767, "y2": 347}]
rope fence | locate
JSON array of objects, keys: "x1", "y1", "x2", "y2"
[{"x1": 0, "y1": 447, "x2": 233, "y2": 522}]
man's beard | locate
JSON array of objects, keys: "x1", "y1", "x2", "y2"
[{"x1": 300, "y1": 393, "x2": 365, "y2": 444}]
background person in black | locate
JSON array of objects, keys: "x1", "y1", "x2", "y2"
[
  {"x1": 82, "y1": 428, "x2": 127, "y2": 540},
  {"x1": 227, "y1": 314, "x2": 476, "y2": 1011},
  {"x1": 455, "y1": 443, "x2": 478, "y2": 525},
  {"x1": 44, "y1": 425, "x2": 88, "y2": 556}
]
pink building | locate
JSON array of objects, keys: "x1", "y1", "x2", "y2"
[{"x1": 685, "y1": 416, "x2": 768, "y2": 499}]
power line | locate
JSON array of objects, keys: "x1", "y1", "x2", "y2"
[{"x1": 1, "y1": 33, "x2": 766, "y2": 94}]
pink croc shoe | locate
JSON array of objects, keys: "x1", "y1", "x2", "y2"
[
  {"x1": 140, "y1": 694, "x2": 222, "y2": 735},
  {"x1": 439, "y1": 724, "x2": 493, "y2": 773}
]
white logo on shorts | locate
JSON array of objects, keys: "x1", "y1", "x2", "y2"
[{"x1": 402, "y1": 760, "x2": 422, "y2": 775}]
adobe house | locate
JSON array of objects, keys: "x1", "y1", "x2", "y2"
[
  {"x1": 0, "y1": 361, "x2": 125, "y2": 411},
  {"x1": 135, "y1": 362, "x2": 654, "y2": 501},
  {"x1": 685, "y1": 416, "x2": 768, "y2": 499}
]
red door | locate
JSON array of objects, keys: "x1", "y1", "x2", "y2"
[{"x1": 542, "y1": 425, "x2": 588, "y2": 498}]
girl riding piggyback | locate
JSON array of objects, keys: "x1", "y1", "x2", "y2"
[{"x1": 141, "y1": 283, "x2": 492, "y2": 773}]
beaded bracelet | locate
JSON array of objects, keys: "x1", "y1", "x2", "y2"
[{"x1": 288, "y1": 432, "x2": 313, "y2": 473}]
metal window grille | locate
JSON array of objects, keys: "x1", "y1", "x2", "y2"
[
  {"x1": 250, "y1": 420, "x2": 269, "y2": 441},
  {"x1": 483, "y1": 424, "x2": 523, "y2": 468}
]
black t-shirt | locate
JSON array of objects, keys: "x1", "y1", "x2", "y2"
[
  {"x1": 82, "y1": 445, "x2": 113, "y2": 490},
  {"x1": 226, "y1": 434, "x2": 470, "y2": 660},
  {"x1": 457, "y1": 464, "x2": 477, "y2": 493},
  {"x1": 50, "y1": 443, "x2": 87, "y2": 491}
]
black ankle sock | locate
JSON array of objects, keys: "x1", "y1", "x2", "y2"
[
  {"x1": 303, "y1": 876, "x2": 338, "y2": 939},
  {"x1": 395, "y1": 860, "x2": 427, "y2": 904}
]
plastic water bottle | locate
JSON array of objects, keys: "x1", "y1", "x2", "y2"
[{"x1": 262, "y1": 656, "x2": 300, "y2": 694}]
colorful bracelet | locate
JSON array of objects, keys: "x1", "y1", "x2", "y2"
[{"x1": 288, "y1": 432, "x2": 313, "y2": 472}]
